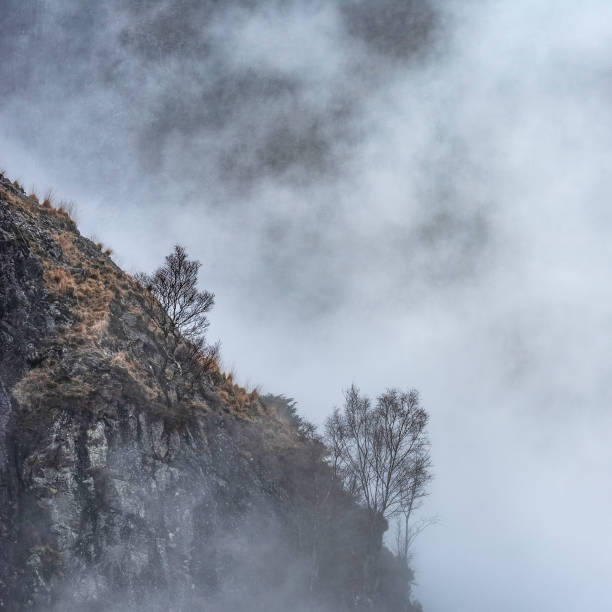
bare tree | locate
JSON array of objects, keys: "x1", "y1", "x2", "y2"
[
  {"x1": 136, "y1": 245, "x2": 214, "y2": 343},
  {"x1": 325, "y1": 385, "x2": 431, "y2": 525},
  {"x1": 325, "y1": 385, "x2": 431, "y2": 596},
  {"x1": 396, "y1": 448, "x2": 434, "y2": 559},
  {"x1": 136, "y1": 245, "x2": 219, "y2": 398},
  {"x1": 395, "y1": 513, "x2": 437, "y2": 565}
]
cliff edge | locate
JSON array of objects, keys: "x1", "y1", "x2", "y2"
[{"x1": 0, "y1": 174, "x2": 419, "y2": 612}]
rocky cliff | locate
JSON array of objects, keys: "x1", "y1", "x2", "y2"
[{"x1": 0, "y1": 174, "x2": 419, "y2": 612}]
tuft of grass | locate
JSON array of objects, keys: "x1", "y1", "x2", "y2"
[
  {"x1": 214, "y1": 366, "x2": 260, "y2": 417},
  {"x1": 48, "y1": 267, "x2": 77, "y2": 295},
  {"x1": 43, "y1": 259, "x2": 116, "y2": 339},
  {"x1": 57, "y1": 200, "x2": 77, "y2": 221},
  {"x1": 41, "y1": 190, "x2": 54, "y2": 208},
  {"x1": 56, "y1": 232, "x2": 81, "y2": 265},
  {"x1": 91, "y1": 237, "x2": 113, "y2": 258}
]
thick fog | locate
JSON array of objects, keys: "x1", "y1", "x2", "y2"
[{"x1": 2, "y1": 1, "x2": 612, "y2": 610}]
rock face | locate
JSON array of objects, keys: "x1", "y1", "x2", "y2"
[
  {"x1": 0, "y1": 176, "x2": 302, "y2": 611},
  {"x1": 0, "y1": 175, "x2": 421, "y2": 612}
]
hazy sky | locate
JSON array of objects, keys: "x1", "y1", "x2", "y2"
[{"x1": 3, "y1": 1, "x2": 612, "y2": 610}]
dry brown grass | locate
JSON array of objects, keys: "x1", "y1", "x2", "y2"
[
  {"x1": 0, "y1": 187, "x2": 74, "y2": 235},
  {"x1": 110, "y1": 351, "x2": 159, "y2": 401},
  {"x1": 43, "y1": 259, "x2": 116, "y2": 340},
  {"x1": 4, "y1": 174, "x2": 165, "y2": 414},
  {"x1": 46, "y1": 266, "x2": 77, "y2": 295},
  {"x1": 56, "y1": 232, "x2": 81, "y2": 266},
  {"x1": 90, "y1": 237, "x2": 113, "y2": 258},
  {"x1": 89, "y1": 314, "x2": 110, "y2": 338},
  {"x1": 12, "y1": 364, "x2": 98, "y2": 437},
  {"x1": 57, "y1": 200, "x2": 76, "y2": 219},
  {"x1": 12, "y1": 369, "x2": 56, "y2": 404},
  {"x1": 13, "y1": 366, "x2": 94, "y2": 407},
  {"x1": 110, "y1": 351, "x2": 132, "y2": 370},
  {"x1": 33, "y1": 191, "x2": 78, "y2": 225},
  {"x1": 203, "y1": 360, "x2": 265, "y2": 419},
  {"x1": 55, "y1": 232, "x2": 124, "y2": 290},
  {"x1": 0, "y1": 187, "x2": 40, "y2": 229},
  {"x1": 41, "y1": 190, "x2": 54, "y2": 208},
  {"x1": 215, "y1": 369, "x2": 260, "y2": 418},
  {"x1": 72, "y1": 276, "x2": 114, "y2": 333},
  {"x1": 52, "y1": 202, "x2": 76, "y2": 223},
  {"x1": 3, "y1": 174, "x2": 284, "y2": 431}
]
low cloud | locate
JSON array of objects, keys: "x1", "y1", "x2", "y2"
[{"x1": 3, "y1": 1, "x2": 612, "y2": 610}]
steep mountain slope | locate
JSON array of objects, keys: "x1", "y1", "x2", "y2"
[{"x1": 0, "y1": 174, "x2": 419, "y2": 612}]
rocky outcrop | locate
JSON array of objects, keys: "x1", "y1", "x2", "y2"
[
  {"x1": 0, "y1": 176, "x2": 296, "y2": 611},
  {"x1": 0, "y1": 174, "x2": 421, "y2": 612}
]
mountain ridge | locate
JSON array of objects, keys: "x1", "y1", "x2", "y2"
[{"x1": 0, "y1": 172, "x2": 419, "y2": 611}]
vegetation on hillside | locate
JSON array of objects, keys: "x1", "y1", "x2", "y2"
[{"x1": 0, "y1": 170, "x2": 431, "y2": 610}]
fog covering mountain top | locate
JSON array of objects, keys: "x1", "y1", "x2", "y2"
[{"x1": 3, "y1": 1, "x2": 612, "y2": 610}]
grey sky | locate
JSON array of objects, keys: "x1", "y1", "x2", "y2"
[{"x1": 2, "y1": 1, "x2": 612, "y2": 610}]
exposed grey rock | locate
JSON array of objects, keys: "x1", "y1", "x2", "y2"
[
  {"x1": 0, "y1": 382, "x2": 10, "y2": 465},
  {"x1": 0, "y1": 175, "x2": 420, "y2": 612},
  {"x1": 0, "y1": 177, "x2": 287, "y2": 611}
]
